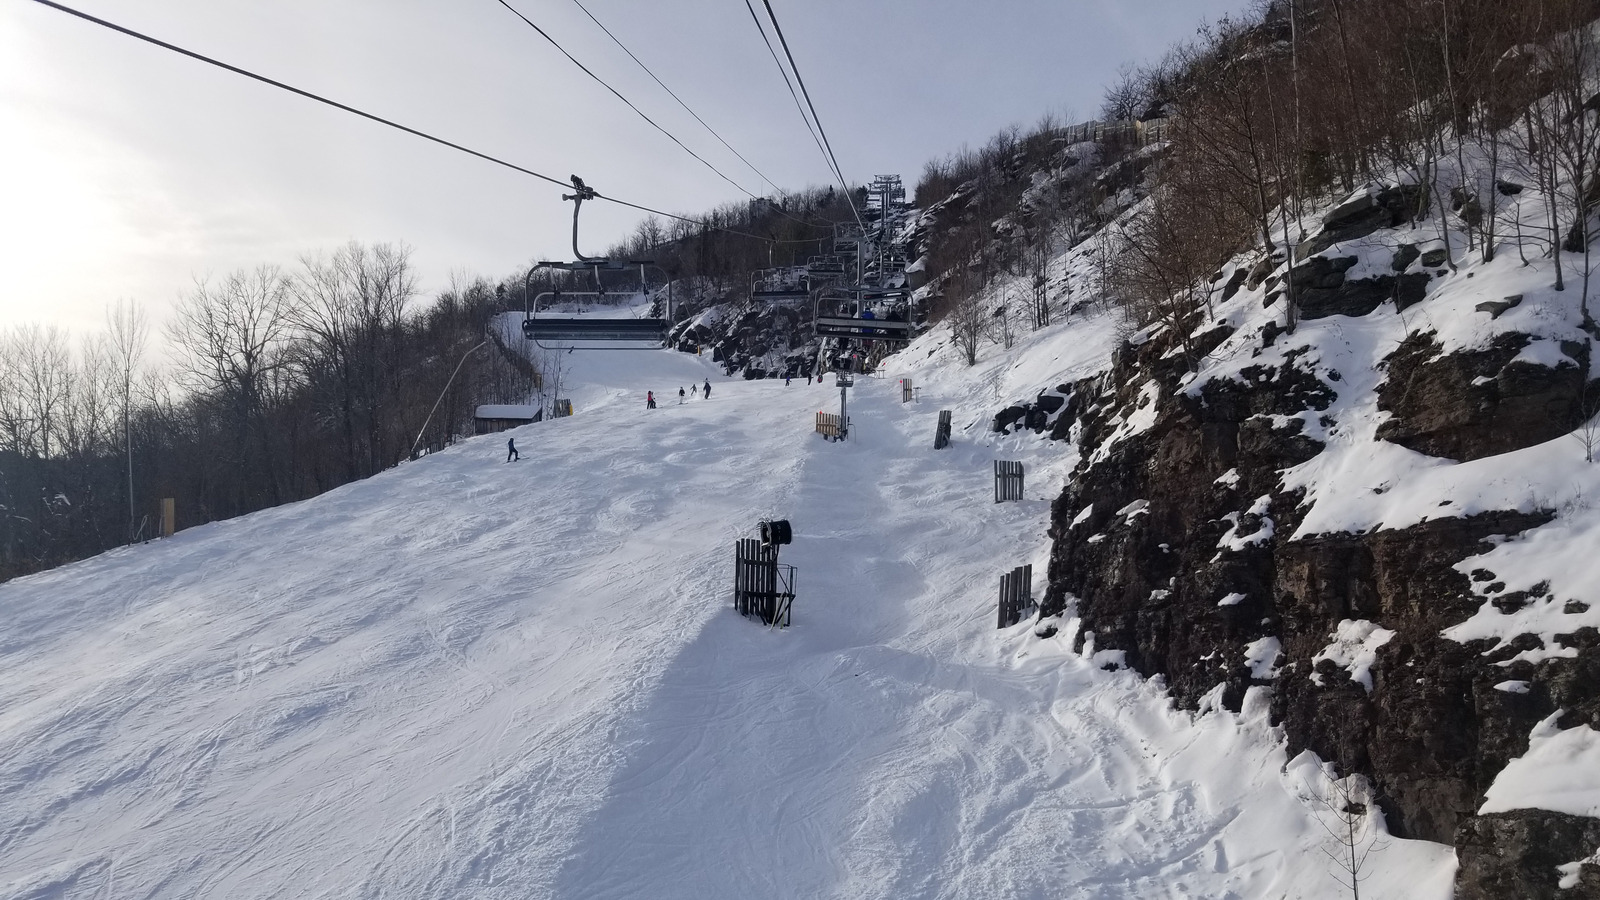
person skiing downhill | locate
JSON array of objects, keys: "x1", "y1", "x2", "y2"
[
  {"x1": 507, "y1": 437, "x2": 519, "y2": 462},
  {"x1": 646, "y1": 391, "x2": 656, "y2": 409},
  {"x1": 678, "y1": 386, "x2": 686, "y2": 404},
  {"x1": 702, "y1": 379, "x2": 711, "y2": 399},
  {"x1": 690, "y1": 383, "x2": 698, "y2": 397}
]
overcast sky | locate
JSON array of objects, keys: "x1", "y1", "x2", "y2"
[{"x1": 1, "y1": 0, "x2": 1246, "y2": 335}]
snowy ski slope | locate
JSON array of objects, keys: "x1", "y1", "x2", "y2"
[{"x1": 0, "y1": 332, "x2": 1455, "y2": 899}]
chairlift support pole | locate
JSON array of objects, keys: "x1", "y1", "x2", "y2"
[
  {"x1": 563, "y1": 175, "x2": 602, "y2": 263},
  {"x1": 834, "y1": 372, "x2": 853, "y2": 440}
]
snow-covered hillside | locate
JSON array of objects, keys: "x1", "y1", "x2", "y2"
[{"x1": 0, "y1": 329, "x2": 1459, "y2": 898}]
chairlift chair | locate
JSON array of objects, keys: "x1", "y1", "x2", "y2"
[
  {"x1": 832, "y1": 222, "x2": 864, "y2": 253},
  {"x1": 813, "y1": 289, "x2": 913, "y2": 342},
  {"x1": 522, "y1": 288, "x2": 667, "y2": 346},
  {"x1": 805, "y1": 254, "x2": 846, "y2": 277},
  {"x1": 750, "y1": 266, "x2": 810, "y2": 301},
  {"x1": 520, "y1": 177, "x2": 671, "y2": 350}
]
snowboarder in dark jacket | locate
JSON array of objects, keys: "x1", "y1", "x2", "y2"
[
  {"x1": 678, "y1": 386, "x2": 686, "y2": 404},
  {"x1": 702, "y1": 379, "x2": 711, "y2": 399},
  {"x1": 507, "y1": 437, "x2": 519, "y2": 462},
  {"x1": 647, "y1": 391, "x2": 656, "y2": 409}
]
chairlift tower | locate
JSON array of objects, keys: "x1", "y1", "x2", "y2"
[{"x1": 866, "y1": 174, "x2": 908, "y2": 287}]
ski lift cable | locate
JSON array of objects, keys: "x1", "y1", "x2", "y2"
[
  {"x1": 557, "y1": 0, "x2": 836, "y2": 232},
  {"x1": 491, "y1": 0, "x2": 766, "y2": 203},
  {"x1": 26, "y1": 0, "x2": 791, "y2": 246},
  {"x1": 26, "y1": 0, "x2": 568, "y2": 191},
  {"x1": 755, "y1": 0, "x2": 865, "y2": 233},
  {"x1": 740, "y1": 0, "x2": 836, "y2": 186},
  {"x1": 564, "y1": 0, "x2": 783, "y2": 198}
]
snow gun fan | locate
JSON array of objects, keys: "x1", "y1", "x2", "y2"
[
  {"x1": 521, "y1": 176, "x2": 671, "y2": 351},
  {"x1": 759, "y1": 519, "x2": 792, "y2": 547}
]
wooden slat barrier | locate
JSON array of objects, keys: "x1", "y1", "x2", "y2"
[
  {"x1": 997, "y1": 563, "x2": 1034, "y2": 628},
  {"x1": 816, "y1": 411, "x2": 845, "y2": 439},
  {"x1": 934, "y1": 410, "x2": 952, "y2": 449},
  {"x1": 901, "y1": 378, "x2": 914, "y2": 403},
  {"x1": 994, "y1": 460, "x2": 1024, "y2": 503}
]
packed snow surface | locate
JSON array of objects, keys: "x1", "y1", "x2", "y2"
[{"x1": 0, "y1": 334, "x2": 1455, "y2": 898}]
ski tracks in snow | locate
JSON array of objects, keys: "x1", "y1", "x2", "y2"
[{"x1": 0, "y1": 350, "x2": 1453, "y2": 899}]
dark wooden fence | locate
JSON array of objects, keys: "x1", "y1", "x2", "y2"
[
  {"x1": 934, "y1": 410, "x2": 952, "y2": 449},
  {"x1": 994, "y1": 460, "x2": 1024, "y2": 502},
  {"x1": 997, "y1": 564, "x2": 1034, "y2": 627},
  {"x1": 734, "y1": 538, "x2": 795, "y2": 626},
  {"x1": 901, "y1": 378, "x2": 914, "y2": 403},
  {"x1": 816, "y1": 411, "x2": 846, "y2": 439}
]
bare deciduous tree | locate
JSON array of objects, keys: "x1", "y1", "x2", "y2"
[
  {"x1": 293, "y1": 242, "x2": 417, "y2": 479},
  {"x1": 1305, "y1": 770, "x2": 1388, "y2": 900},
  {"x1": 106, "y1": 299, "x2": 148, "y2": 540},
  {"x1": 168, "y1": 265, "x2": 297, "y2": 508}
]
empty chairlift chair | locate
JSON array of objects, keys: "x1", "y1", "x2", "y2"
[
  {"x1": 520, "y1": 177, "x2": 671, "y2": 350},
  {"x1": 521, "y1": 173, "x2": 672, "y2": 349},
  {"x1": 750, "y1": 266, "x2": 810, "y2": 302},
  {"x1": 521, "y1": 284, "x2": 670, "y2": 349}
]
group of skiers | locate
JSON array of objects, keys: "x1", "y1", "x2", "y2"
[
  {"x1": 508, "y1": 371, "x2": 831, "y2": 461},
  {"x1": 656, "y1": 379, "x2": 711, "y2": 408}
]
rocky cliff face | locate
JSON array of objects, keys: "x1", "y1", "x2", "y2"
[
  {"x1": 665, "y1": 286, "x2": 820, "y2": 381},
  {"x1": 1022, "y1": 211, "x2": 1600, "y2": 896}
]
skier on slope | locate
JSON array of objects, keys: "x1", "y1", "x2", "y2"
[
  {"x1": 507, "y1": 437, "x2": 519, "y2": 462},
  {"x1": 690, "y1": 383, "x2": 698, "y2": 397},
  {"x1": 678, "y1": 386, "x2": 686, "y2": 404},
  {"x1": 647, "y1": 391, "x2": 656, "y2": 409},
  {"x1": 702, "y1": 379, "x2": 711, "y2": 399}
]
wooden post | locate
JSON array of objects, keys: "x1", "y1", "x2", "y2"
[
  {"x1": 934, "y1": 410, "x2": 952, "y2": 449},
  {"x1": 160, "y1": 498, "x2": 176, "y2": 537}
]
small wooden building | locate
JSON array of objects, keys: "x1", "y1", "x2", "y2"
[{"x1": 474, "y1": 404, "x2": 540, "y2": 435}]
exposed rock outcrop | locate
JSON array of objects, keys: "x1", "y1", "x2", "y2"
[
  {"x1": 1289, "y1": 254, "x2": 1431, "y2": 319},
  {"x1": 1376, "y1": 331, "x2": 1592, "y2": 461},
  {"x1": 1456, "y1": 811, "x2": 1600, "y2": 899},
  {"x1": 1036, "y1": 314, "x2": 1599, "y2": 892},
  {"x1": 1301, "y1": 184, "x2": 1428, "y2": 257}
]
